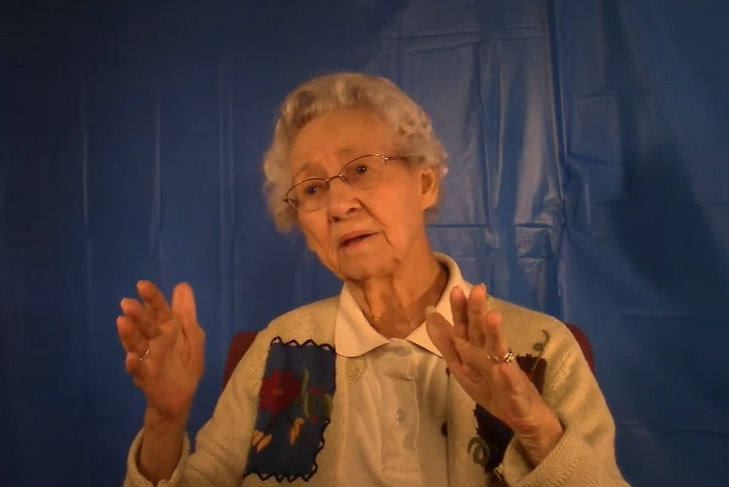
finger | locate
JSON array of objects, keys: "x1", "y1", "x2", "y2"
[
  {"x1": 120, "y1": 298, "x2": 161, "y2": 339},
  {"x1": 137, "y1": 280, "x2": 173, "y2": 324},
  {"x1": 483, "y1": 310, "x2": 509, "y2": 358},
  {"x1": 172, "y1": 283, "x2": 198, "y2": 338},
  {"x1": 454, "y1": 335, "x2": 512, "y2": 384},
  {"x1": 426, "y1": 309, "x2": 481, "y2": 386},
  {"x1": 117, "y1": 315, "x2": 149, "y2": 356},
  {"x1": 125, "y1": 351, "x2": 150, "y2": 382},
  {"x1": 450, "y1": 286, "x2": 469, "y2": 340},
  {"x1": 467, "y1": 284, "x2": 488, "y2": 347},
  {"x1": 452, "y1": 353, "x2": 484, "y2": 384},
  {"x1": 448, "y1": 360, "x2": 482, "y2": 394},
  {"x1": 172, "y1": 283, "x2": 206, "y2": 371},
  {"x1": 425, "y1": 307, "x2": 462, "y2": 366}
]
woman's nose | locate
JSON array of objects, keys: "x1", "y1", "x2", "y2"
[{"x1": 326, "y1": 177, "x2": 360, "y2": 219}]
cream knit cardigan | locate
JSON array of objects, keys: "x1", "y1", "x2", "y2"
[{"x1": 124, "y1": 295, "x2": 630, "y2": 487}]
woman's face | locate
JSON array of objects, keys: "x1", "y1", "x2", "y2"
[{"x1": 288, "y1": 108, "x2": 439, "y2": 281}]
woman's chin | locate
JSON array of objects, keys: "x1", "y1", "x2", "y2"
[{"x1": 337, "y1": 254, "x2": 394, "y2": 282}]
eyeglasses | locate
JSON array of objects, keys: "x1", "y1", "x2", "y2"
[{"x1": 284, "y1": 154, "x2": 403, "y2": 212}]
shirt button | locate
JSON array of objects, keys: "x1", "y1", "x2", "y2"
[
  {"x1": 393, "y1": 346, "x2": 410, "y2": 357},
  {"x1": 395, "y1": 410, "x2": 405, "y2": 422}
]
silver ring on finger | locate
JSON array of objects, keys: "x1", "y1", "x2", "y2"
[{"x1": 486, "y1": 348, "x2": 515, "y2": 364}]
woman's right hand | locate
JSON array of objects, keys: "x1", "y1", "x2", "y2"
[{"x1": 117, "y1": 281, "x2": 206, "y2": 425}]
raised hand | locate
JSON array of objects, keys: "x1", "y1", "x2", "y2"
[
  {"x1": 426, "y1": 284, "x2": 563, "y2": 465},
  {"x1": 117, "y1": 281, "x2": 206, "y2": 423}
]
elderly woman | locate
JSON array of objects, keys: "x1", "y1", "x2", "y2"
[{"x1": 118, "y1": 73, "x2": 629, "y2": 487}]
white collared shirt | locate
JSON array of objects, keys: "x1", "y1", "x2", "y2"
[{"x1": 335, "y1": 254, "x2": 472, "y2": 487}]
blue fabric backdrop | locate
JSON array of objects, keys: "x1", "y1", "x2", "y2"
[{"x1": 1, "y1": 1, "x2": 727, "y2": 486}]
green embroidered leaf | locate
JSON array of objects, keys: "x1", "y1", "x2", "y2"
[
  {"x1": 289, "y1": 417, "x2": 304, "y2": 445},
  {"x1": 467, "y1": 437, "x2": 491, "y2": 467},
  {"x1": 300, "y1": 368, "x2": 310, "y2": 396},
  {"x1": 322, "y1": 393, "x2": 333, "y2": 418},
  {"x1": 532, "y1": 330, "x2": 550, "y2": 357},
  {"x1": 256, "y1": 433, "x2": 273, "y2": 453},
  {"x1": 302, "y1": 391, "x2": 311, "y2": 418}
]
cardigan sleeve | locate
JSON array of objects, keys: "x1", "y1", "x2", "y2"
[
  {"x1": 498, "y1": 323, "x2": 631, "y2": 487},
  {"x1": 123, "y1": 328, "x2": 274, "y2": 487}
]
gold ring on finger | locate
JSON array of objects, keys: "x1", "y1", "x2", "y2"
[
  {"x1": 128, "y1": 347, "x2": 151, "y2": 360},
  {"x1": 139, "y1": 347, "x2": 150, "y2": 361},
  {"x1": 486, "y1": 348, "x2": 515, "y2": 364}
]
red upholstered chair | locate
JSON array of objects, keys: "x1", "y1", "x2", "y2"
[
  {"x1": 564, "y1": 324, "x2": 595, "y2": 374},
  {"x1": 222, "y1": 324, "x2": 595, "y2": 388},
  {"x1": 223, "y1": 331, "x2": 259, "y2": 389}
]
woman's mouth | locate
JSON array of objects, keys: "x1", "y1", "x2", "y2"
[{"x1": 340, "y1": 233, "x2": 375, "y2": 248}]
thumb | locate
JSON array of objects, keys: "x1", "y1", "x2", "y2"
[
  {"x1": 172, "y1": 282, "x2": 198, "y2": 331},
  {"x1": 425, "y1": 307, "x2": 460, "y2": 365}
]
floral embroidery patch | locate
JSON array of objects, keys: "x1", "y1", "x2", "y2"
[
  {"x1": 468, "y1": 330, "x2": 550, "y2": 473},
  {"x1": 244, "y1": 337, "x2": 336, "y2": 482}
]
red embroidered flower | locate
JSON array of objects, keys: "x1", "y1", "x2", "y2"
[{"x1": 259, "y1": 370, "x2": 301, "y2": 415}]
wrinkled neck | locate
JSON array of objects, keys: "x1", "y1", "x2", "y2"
[{"x1": 346, "y1": 250, "x2": 448, "y2": 339}]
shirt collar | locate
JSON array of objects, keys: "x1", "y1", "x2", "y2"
[{"x1": 334, "y1": 253, "x2": 473, "y2": 358}]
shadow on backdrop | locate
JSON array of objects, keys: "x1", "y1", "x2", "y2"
[{"x1": 615, "y1": 153, "x2": 729, "y2": 317}]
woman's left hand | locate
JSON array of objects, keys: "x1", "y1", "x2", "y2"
[{"x1": 426, "y1": 284, "x2": 564, "y2": 466}]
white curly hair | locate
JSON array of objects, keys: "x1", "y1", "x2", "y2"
[{"x1": 262, "y1": 72, "x2": 448, "y2": 232}]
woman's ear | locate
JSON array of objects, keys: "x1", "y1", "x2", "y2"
[{"x1": 420, "y1": 165, "x2": 440, "y2": 209}]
